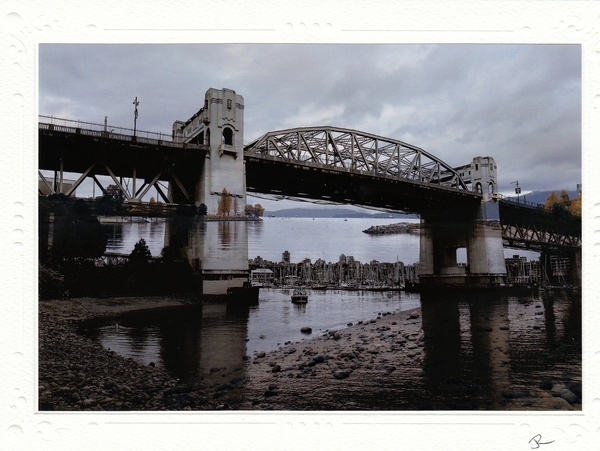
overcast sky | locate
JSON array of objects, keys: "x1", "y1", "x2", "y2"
[{"x1": 39, "y1": 43, "x2": 581, "y2": 205}]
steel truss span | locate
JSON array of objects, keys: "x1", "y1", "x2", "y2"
[{"x1": 244, "y1": 127, "x2": 469, "y2": 191}]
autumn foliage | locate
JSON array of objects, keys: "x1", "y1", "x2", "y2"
[{"x1": 544, "y1": 190, "x2": 581, "y2": 218}]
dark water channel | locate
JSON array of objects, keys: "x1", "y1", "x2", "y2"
[{"x1": 78, "y1": 288, "x2": 581, "y2": 409}]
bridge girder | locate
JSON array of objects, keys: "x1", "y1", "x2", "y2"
[
  {"x1": 39, "y1": 122, "x2": 208, "y2": 205},
  {"x1": 244, "y1": 127, "x2": 470, "y2": 192},
  {"x1": 499, "y1": 199, "x2": 581, "y2": 251}
]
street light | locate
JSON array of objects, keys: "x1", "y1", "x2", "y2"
[
  {"x1": 511, "y1": 180, "x2": 521, "y2": 203},
  {"x1": 133, "y1": 96, "x2": 139, "y2": 138}
]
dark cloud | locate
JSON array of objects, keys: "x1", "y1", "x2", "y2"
[{"x1": 39, "y1": 43, "x2": 581, "y2": 193}]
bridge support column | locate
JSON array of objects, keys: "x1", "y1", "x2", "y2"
[{"x1": 419, "y1": 199, "x2": 507, "y2": 291}]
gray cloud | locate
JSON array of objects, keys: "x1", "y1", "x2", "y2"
[{"x1": 39, "y1": 43, "x2": 581, "y2": 194}]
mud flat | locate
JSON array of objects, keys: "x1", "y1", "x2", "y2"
[{"x1": 241, "y1": 306, "x2": 581, "y2": 411}]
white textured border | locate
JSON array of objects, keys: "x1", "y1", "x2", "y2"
[{"x1": 1, "y1": 1, "x2": 598, "y2": 450}]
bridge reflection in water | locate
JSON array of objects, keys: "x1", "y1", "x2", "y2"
[
  {"x1": 78, "y1": 289, "x2": 580, "y2": 410},
  {"x1": 165, "y1": 218, "x2": 250, "y2": 295},
  {"x1": 79, "y1": 302, "x2": 250, "y2": 386},
  {"x1": 419, "y1": 291, "x2": 581, "y2": 410}
]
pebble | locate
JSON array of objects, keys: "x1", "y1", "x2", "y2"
[{"x1": 333, "y1": 369, "x2": 352, "y2": 380}]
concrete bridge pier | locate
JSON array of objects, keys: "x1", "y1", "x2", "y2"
[
  {"x1": 419, "y1": 199, "x2": 507, "y2": 290},
  {"x1": 166, "y1": 88, "x2": 253, "y2": 298}
]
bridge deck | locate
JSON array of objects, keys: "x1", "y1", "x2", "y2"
[{"x1": 39, "y1": 122, "x2": 208, "y2": 182}]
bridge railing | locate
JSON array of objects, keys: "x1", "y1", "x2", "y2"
[
  {"x1": 496, "y1": 192, "x2": 545, "y2": 210},
  {"x1": 38, "y1": 115, "x2": 199, "y2": 149}
]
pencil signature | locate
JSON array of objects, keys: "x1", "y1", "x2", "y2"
[{"x1": 529, "y1": 434, "x2": 554, "y2": 449}]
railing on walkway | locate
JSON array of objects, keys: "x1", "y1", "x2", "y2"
[
  {"x1": 39, "y1": 115, "x2": 200, "y2": 149},
  {"x1": 496, "y1": 192, "x2": 545, "y2": 210}
]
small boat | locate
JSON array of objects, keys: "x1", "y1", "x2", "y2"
[{"x1": 291, "y1": 287, "x2": 308, "y2": 303}]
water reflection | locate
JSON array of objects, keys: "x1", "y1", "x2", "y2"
[
  {"x1": 420, "y1": 296, "x2": 471, "y2": 409},
  {"x1": 78, "y1": 289, "x2": 580, "y2": 409},
  {"x1": 79, "y1": 302, "x2": 249, "y2": 384},
  {"x1": 101, "y1": 220, "x2": 167, "y2": 256},
  {"x1": 293, "y1": 303, "x2": 307, "y2": 313},
  {"x1": 419, "y1": 290, "x2": 581, "y2": 409},
  {"x1": 164, "y1": 218, "x2": 249, "y2": 295}
]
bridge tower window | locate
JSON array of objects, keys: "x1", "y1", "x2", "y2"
[
  {"x1": 206, "y1": 128, "x2": 211, "y2": 146},
  {"x1": 456, "y1": 247, "x2": 468, "y2": 266},
  {"x1": 222, "y1": 127, "x2": 234, "y2": 146},
  {"x1": 488, "y1": 182, "x2": 494, "y2": 194},
  {"x1": 475, "y1": 182, "x2": 482, "y2": 194}
]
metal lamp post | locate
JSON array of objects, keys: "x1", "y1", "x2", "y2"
[
  {"x1": 133, "y1": 97, "x2": 139, "y2": 138},
  {"x1": 511, "y1": 180, "x2": 521, "y2": 203}
]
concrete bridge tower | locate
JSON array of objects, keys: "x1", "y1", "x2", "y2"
[
  {"x1": 172, "y1": 88, "x2": 246, "y2": 215},
  {"x1": 419, "y1": 156, "x2": 507, "y2": 289},
  {"x1": 168, "y1": 88, "x2": 250, "y2": 296}
]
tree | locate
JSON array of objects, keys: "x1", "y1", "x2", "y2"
[
  {"x1": 104, "y1": 184, "x2": 124, "y2": 202},
  {"x1": 544, "y1": 191, "x2": 560, "y2": 210},
  {"x1": 244, "y1": 204, "x2": 264, "y2": 217},
  {"x1": 544, "y1": 191, "x2": 571, "y2": 220},
  {"x1": 218, "y1": 188, "x2": 231, "y2": 216},
  {"x1": 50, "y1": 201, "x2": 107, "y2": 261},
  {"x1": 96, "y1": 184, "x2": 124, "y2": 215},
  {"x1": 254, "y1": 203, "x2": 264, "y2": 217},
  {"x1": 129, "y1": 238, "x2": 152, "y2": 267},
  {"x1": 570, "y1": 196, "x2": 582, "y2": 217}
]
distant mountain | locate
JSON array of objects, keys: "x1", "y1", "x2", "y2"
[
  {"x1": 506, "y1": 190, "x2": 578, "y2": 206},
  {"x1": 264, "y1": 207, "x2": 416, "y2": 218}
]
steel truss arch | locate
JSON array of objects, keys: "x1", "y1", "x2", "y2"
[{"x1": 244, "y1": 126, "x2": 469, "y2": 191}]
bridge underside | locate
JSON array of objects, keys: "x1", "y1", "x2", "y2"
[
  {"x1": 245, "y1": 155, "x2": 482, "y2": 215},
  {"x1": 39, "y1": 128, "x2": 208, "y2": 204}
]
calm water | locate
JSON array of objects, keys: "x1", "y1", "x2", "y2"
[
  {"x1": 83, "y1": 216, "x2": 577, "y2": 409},
  {"x1": 102, "y1": 217, "x2": 539, "y2": 263}
]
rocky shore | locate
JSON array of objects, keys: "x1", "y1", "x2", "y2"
[
  {"x1": 39, "y1": 296, "x2": 581, "y2": 411},
  {"x1": 240, "y1": 307, "x2": 581, "y2": 410},
  {"x1": 362, "y1": 222, "x2": 420, "y2": 235},
  {"x1": 39, "y1": 297, "x2": 246, "y2": 411}
]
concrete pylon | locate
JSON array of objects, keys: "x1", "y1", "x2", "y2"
[
  {"x1": 419, "y1": 156, "x2": 507, "y2": 290},
  {"x1": 169, "y1": 89, "x2": 251, "y2": 296},
  {"x1": 172, "y1": 88, "x2": 246, "y2": 215}
]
